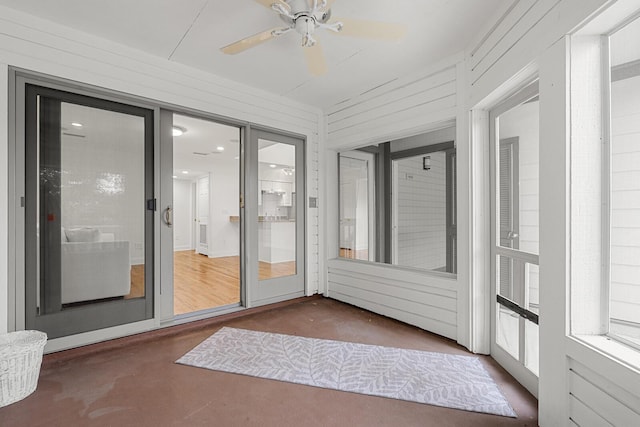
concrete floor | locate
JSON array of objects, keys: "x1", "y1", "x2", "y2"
[{"x1": 0, "y1": 297, "x2": 538, "y2": 426}]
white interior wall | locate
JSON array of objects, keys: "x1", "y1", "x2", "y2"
[
  {"x1": 209, "y1": 161, "x2": 240, "y2": 258},
  {"x1": 60, "y1": 106, "x2": 146, "y2": 265},
  {"x1": 172, "y1": 179, "x2": 193, "y2": 251},
  {"x1": 0, "y1": 5, "x2": 322, "y2": 334}
]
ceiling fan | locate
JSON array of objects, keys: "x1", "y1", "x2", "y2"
[{"x1": 221, "y1": 0, "x2": 407, "y2": 76}]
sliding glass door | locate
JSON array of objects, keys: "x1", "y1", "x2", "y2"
[
  {"x1": 22, "y1": 83, "x2": 154, "y2": 339},
  {"x1": 158, "y1": 117, "x2": 305, "y2": 315}
]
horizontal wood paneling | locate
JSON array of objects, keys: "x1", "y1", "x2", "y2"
[
  {"x1": 568, "y1": 357, "x2": 640, "y2": 426},
  {"x1": 327, "y1": 259, "x2": 457, "y2": 340},
  {"x1": 326, "y1": 55, "x2": 460, "y2": 150},
  {"x1": 467, "y1": 0, "x2": 610, "y2": 106},
  {"x1": 569, "y1": 395, "x2": 613, "y2": 427}
]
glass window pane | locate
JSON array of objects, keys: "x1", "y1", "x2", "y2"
[
  {"x1": 525, "y1": 319, "x2": 539, "y2": 376},
  {"x1": 497, "y1": 99, "x2": 539, "y2": 255},
  {"x1": 496, "y1": 303, "x2": 520, "y2": 360},
  {"x1": 609, "y1": 17, "x2": 640, "y2": 343},
  {"x1": 45, "y1": 102, "x2": 146, "y2": 308},
  {"x1": 393, "y1": 151, "x2": 454, "y2": 272},
  {"x1": 526, "y1": 263, "x2": 539, "y2": 314},
  {"x1": 339, "y1": 154, "x2": 371, "y2": 261},
  {"x1": 497, "y1": 254, "x2": 516, "y2": 301},
  {"x1": 258, "y1": 139, "x2": 296, "y2": 280}
]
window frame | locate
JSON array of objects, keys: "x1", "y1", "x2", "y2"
[
  {"x1": 336, "y1": 138, "x2": 458, "y2": 277},
  {"x1": 603, "y1": 21, "x2": 640, "y2": 352}
]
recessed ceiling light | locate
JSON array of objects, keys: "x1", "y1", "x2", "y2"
[
  {"x1": 172, "y1": 126, "x2": 187, "y2": 137},
  {"x1": 269, "y1": 164, "x2": 277, "y2": 168},
  {"x1": 71, "y1": 122, "x2": 83, "y2": 127},
  {"x1": 182, "y1": 170, "x2": 189, "y2": 174},
  {"x1": 217, "y1": 146, "x2": 225, "y2": 151},
  {"x1": 172, "y1": 175, "x2": 177, "y2": 179}
]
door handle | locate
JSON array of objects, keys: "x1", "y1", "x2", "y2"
[
  {"x1": 164, "y1": 206, "x2": 173, "y2": 227},
  {"x1": 507, "y1": 231, "x2": 519, "y2": 239}
]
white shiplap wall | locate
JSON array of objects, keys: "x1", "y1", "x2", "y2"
[
  {"x1": 395, "y1": 152, "x2": 447, "y2": 271},
  {"x1": 328, "y1": 259, "x2": 457, "y2": 340},
  {"x1": 468, "y1": 0, "x2": 610, "y2": 107},
  {"x1": 0, "y1": 5, "x2": 322, "y2": 334},
  {"x1": 326, "y1": 55, "x2": 461, "y2": 151},
  {"x1": 326, "y1": 55, "x2": 461, "y2": 343}
]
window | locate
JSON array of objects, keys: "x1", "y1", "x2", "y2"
[
  {"x1": 607, "y1": 15, "x2": 640, "y2": 349},
  {"x1": 337, "y1": 128, "x2": 457, "y2": 274}
]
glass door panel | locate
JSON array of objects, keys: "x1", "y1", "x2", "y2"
[
  {"x1": 25, "y1": 84, "x2": 154, "y2": 339},
  {"x1": 258, "y1": 139, "x2": 297, "y2": 280},
  {"x1": 250, "y1": 129, "x2": 305, "y2": 306}
]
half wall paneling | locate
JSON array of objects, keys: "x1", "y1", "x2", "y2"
[{"x1": 328, "y1": 260, "x2": 457, "y2": 340}]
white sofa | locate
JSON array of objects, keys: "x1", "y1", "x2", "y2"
[{"x1": 61, "y1": 227, "x2": 131, "y2": 304}]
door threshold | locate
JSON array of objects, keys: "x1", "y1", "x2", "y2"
[
  {"x1": 42, "y1": 295, "x2": 321, "y2": 366},
  {"x1": 169, "y1": 303, "x2": 244, "y2": 326}
]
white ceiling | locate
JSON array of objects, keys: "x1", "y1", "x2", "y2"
[{"x1": 0, "y1": 0, "x2": 509, "y2": 109}]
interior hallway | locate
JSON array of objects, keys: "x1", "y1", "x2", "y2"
[{"x1": 0, "y1": 298, "x2": 538, "y2": 426}]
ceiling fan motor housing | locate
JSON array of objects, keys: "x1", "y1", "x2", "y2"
[{"x1": 295, "y1": 15, "x2": 316, "y2": 46}]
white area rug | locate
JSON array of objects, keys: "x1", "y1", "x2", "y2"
[{"x1": 176, "y1": 327, "x2": 516, "y2": 417}]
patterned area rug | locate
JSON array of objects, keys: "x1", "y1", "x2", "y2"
[{"x1": 176, "y1": 327, "x2": 516, "y2": 417}]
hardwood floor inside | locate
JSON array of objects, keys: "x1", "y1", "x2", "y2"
[
  {"x1": 173, "y1": 251, "x2": 240, "y2": 315},
  {"x1": 339, "y1": 248, "x2": 369, "y2": 260},
  {"x1": 126, "y1": 251, "x2": 296, "y2": 315}
]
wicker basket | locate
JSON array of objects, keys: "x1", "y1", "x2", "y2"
[{"x1": 0, "y1": 330, "x2": 47, "y2": 407}]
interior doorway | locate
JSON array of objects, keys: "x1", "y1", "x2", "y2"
[{"x1": 171, "y1": 114, "x2": 242, "y2": 315}]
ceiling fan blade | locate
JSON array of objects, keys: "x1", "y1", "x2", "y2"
[
  {"x1": 332, "y1": 17, "x2": 407, "y2": 41},
  {"x1": 303, "y1": 42, "x2": 328, "y2": 76},
  {"x1": 254, "y1": 0, "x2": 290, "y2": 10},
  {"x1": 221, "y1": 28, "x2": 285, "y2": 55},
  {"x1": 309, "y1": 0, "x2": 338, "y2": 10}
]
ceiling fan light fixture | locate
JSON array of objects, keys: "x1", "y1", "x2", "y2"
[{"x1": 172, "y1": 126, "x2": 187, "y2": 137}]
